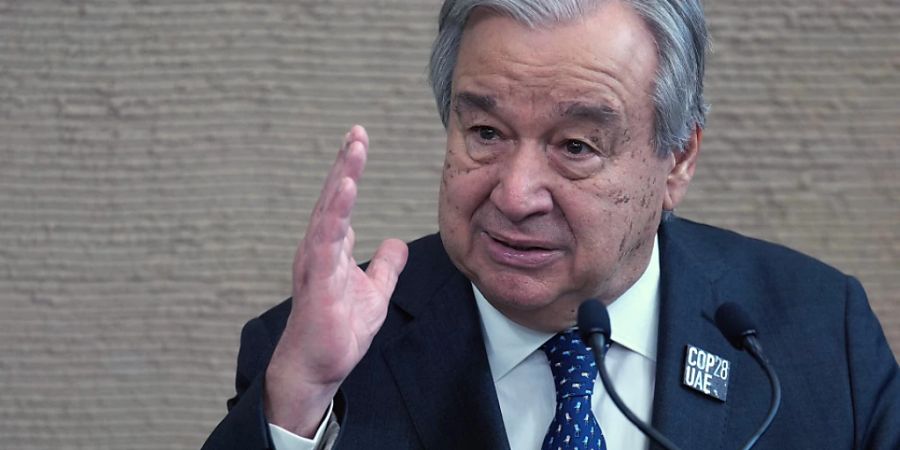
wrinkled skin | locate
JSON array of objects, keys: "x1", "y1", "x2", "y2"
[{"x1": 438, "y1": 2, "x2": 700, "y2": 332}]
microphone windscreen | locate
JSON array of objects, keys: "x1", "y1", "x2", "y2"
[
  {"x1": 715, "y1": 301, "x2": 758, "y2": 349},
  {"x1": 577, "y1": 299, "x2": 611, "y2": 343}
]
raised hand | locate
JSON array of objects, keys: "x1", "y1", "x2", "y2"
[{"x1": 264, "y1": 126, "x2": 409, "y2": 436}]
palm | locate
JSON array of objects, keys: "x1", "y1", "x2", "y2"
[
  {"x1": 265, "y1": 126, "x2": 408, "y2": 436},
  {"x1": 290, "y1": 247, "x2": 396, "y2": 383}
]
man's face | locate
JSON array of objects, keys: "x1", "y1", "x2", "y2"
[{"x1": 438, "y1": 2, "x2": 696, "y2": 331}]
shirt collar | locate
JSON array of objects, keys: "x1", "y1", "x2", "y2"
[{"x1": 474, "y1": 235, "x2": 661, "y2": 382}]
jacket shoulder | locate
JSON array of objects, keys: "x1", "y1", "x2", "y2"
[{"x1": 664, "y1": 216, "x2": 851, "y2": 283}]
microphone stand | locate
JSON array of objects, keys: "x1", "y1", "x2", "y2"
[
  {"x1": 585, "y1": 333, "x2": 682, "y2": 450},
  {"x1": 715, "y1": 302, "x2": 783, "y2": 450},
  {"x1": 738, "y1": 336, "x2": 782, "y2": 450}
]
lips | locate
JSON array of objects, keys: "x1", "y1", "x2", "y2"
[
  {"x1": 494, "y1": 237, "x2": 550, "y2": 251},
  {"x1": 482, "y1": 231, "x2": 562, "y2": 269}
]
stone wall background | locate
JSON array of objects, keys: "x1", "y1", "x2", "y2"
[{"x1": 0, "y1": 0, "x2": 897, "y2": 448}]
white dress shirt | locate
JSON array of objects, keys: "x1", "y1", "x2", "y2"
[
  {"x1": 269, "y1": 237, "x2": 660, "y2": 450},
  {"x1": 477, "y1": 236, "x2": 660, "y2": 450}
]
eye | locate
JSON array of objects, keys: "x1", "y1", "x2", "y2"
[
  {"x1": 549, "y1": 136, "x2": 607, "y2": 179},
  {"x1": 564, "y1": 140, "x2": 593, "y2": 156},
  {"x1": 474, "y1": 126, "x2": 500, "y2": 141}
]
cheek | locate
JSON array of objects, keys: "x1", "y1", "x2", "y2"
[
  {"x1": 571, "y1": 165, "x2": 668, "y2": 254},
  {"x1": 614, "y1": 170, "x2": 668, "y2": 254},
  {"x1": 439, "y1": 145, "x2": 495, "y2": 226},
  {"x1": 439, "y1": 146, "x2": 499, "y2": 267},
  {"x1": 440, "y1": 147, "x2": 474, "y2": 205}
]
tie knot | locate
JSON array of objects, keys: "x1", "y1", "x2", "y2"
[{"x1": 541, "y1": 330, "x2": 598, "y2": 399}]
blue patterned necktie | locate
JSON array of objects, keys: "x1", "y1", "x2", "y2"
[{"x1": 541, "y1": 330, "x2": 606, "y2": 450}]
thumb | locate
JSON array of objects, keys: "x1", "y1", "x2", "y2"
[{"x1": 366, "y1": 238, "x2": 409, "y2": 297}]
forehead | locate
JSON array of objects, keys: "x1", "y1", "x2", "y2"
[{"x1": 452, "y1": 2, "x2": 658, "y2": 114}]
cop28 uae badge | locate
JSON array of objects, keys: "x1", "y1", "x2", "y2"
[{"x1": 683, "y1": 344, "x2": 730, "y2": 401}]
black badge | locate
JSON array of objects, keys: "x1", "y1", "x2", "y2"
[{"x1": 682, "y1": 344, "x2": 730, "y2": 402}]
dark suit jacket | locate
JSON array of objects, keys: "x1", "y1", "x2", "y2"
[{"x1": 202, "y1": 217, "x2": 900, "y2": 449}]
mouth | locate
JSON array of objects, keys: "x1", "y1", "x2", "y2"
[
  {"x1": 482, "y1": 232, "x2": 562, "y2": 268},
  {"x1": 492, "y1": 236, "x2": 551, "y2": 252}
]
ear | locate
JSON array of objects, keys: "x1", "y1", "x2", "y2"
[{"x1": 662, "y1": 127, "x2": 702, "y2": 210}]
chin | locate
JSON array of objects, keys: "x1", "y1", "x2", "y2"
[
  {"x1": 474, "y1": 272, "x2": 562, "y2": 311},
  {"x1": 481, "y1": 285, "x2": 579, "y2": 332}
]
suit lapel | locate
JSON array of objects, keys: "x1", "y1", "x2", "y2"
[
  {"x1": 650, "y1": 218, "x2": 741, "y2": 450},
  {"x1": 382, "y1": 268, "x2": 510, "y2": 450}
]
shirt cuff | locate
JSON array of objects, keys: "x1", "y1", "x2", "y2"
[{"x1": 268, "y1": 402, "x2": 334, "y2": 450}]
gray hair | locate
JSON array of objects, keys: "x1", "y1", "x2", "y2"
[{"x1": 428, "y1": 0, "x2": 708, "y2": 157}]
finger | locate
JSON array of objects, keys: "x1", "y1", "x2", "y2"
[
  {"x1": 304, "y1": 129, "x2": 367, "y2": 251},
  {"x1": 344, "y1": 225, "x2": 356, "y2": 258},
  {"x1": 312, "y1": 135, "x2": 368, "y2": 227},
  {"x1": 314, "y1": 131, "x2": 353, "y2": 212},
  {"x1": 365, "y1": 239, "x2": 409, "y2": 298},
  {"x1": 325, "y1": 125, "x2": 368, "y2": 192},
  {"x1": 295, "y1": 127, "x2": 367, "y2": 285},
  {"x1": 348, "y1": 124, "x2": 369, "y2": 152},
  {"x1": 307, "y1": 140, "x2": 365, "y2": 255},
  {"x1": 304, "y1": 177, "x2": 358, "y2": 280},
  {"x1": 327, "y1": 126, "x2": 369, "y2": 192},
  {"x1": 340, "y1": 139, "x2": 368, "y2": 185}
]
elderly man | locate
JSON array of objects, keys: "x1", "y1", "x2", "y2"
[{"x1": 203, "y1": 0, "x2": 899, "y2": 449}]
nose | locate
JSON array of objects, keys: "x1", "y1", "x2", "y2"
[{"x1": 489, "y1": 143, "x2": 554, "y2": 223}]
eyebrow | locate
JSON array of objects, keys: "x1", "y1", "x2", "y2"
[
  {"x1": 452, "y1": 92, "x2": 621, "y2": 126},
  {"x1": 453, "y1": 92, "x2": 497, "y2": 115},
  {"x1": 559, "y1": 102, "x2": 621, "y2": 125}
]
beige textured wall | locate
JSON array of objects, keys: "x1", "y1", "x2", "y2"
[{"x1": 0, "y1": 0, "x2": 896, "y2": 448}]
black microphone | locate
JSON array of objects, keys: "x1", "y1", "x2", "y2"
[
  {"x1": 714, "y1": 302, "x2": 782, "y2": 450},
  {"x1": 578, "y1": 299, "x2": 682, "y2": 450}
]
